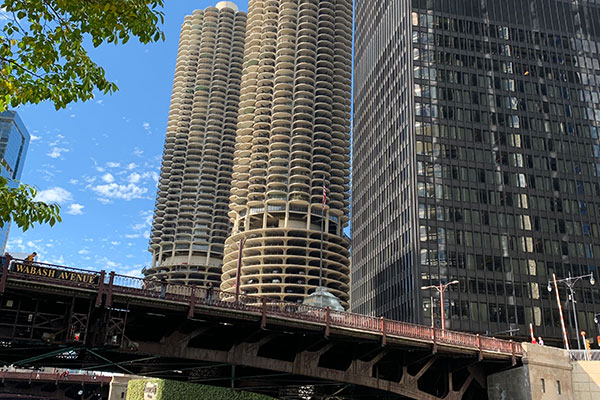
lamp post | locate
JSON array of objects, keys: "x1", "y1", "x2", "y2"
[
  {"x1": 421, "y1": 280, "x2": 459, "y2": 330},
  {"x1": 548, "y1": 272, "x2": 595, "y2": 349},
  {"x1": 235, "y1": 236, "x2": 246, "y2": 303},
  {"x1": 594, "y1": 313, "x2": 600, "y2": 332}
]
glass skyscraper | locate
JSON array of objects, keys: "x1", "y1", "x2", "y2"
[
  {"x1": 353, "y1": 0, "x2": 600, "y2": 343},
  {"x1": 0, "y1": 110, "x2": 30, "y2": 252}
]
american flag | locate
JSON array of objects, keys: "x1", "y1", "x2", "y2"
[{"x1": 322, "y1": 177, "x2": 327, "y2": 210}]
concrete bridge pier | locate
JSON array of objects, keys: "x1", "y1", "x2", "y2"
[{"x1": 488, "y1": 343, "x2": 600, "y2": 400}]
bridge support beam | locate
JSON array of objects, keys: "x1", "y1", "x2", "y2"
[{"x1": 134, "y1": 333, "x2": 468, "y2": 400}]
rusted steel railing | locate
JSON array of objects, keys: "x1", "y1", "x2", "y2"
[{"x1": 3, "y1": 259, "x2": 523, "y2": 357}]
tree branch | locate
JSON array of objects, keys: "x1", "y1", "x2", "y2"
[
  {"x1": 40, "y1": 0, "x2": 68, "y2": 26},
  {"x1": 0, "y1": 55, "x2": 47, "y2": 81}
]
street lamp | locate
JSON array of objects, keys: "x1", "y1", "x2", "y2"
[
  {"x1": 235, "y1": 236, "x2": 246, "y2": 303},
  {"x1": 548, "y1": 272, "x2": 595, "y2": 349},
  {"x1": 421, "y1": 280, "x2": 459, "y2": 330},
  {"x1": 231, "y1": 232, "x2": 260, "y2": 302}
]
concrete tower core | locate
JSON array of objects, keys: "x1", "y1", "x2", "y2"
[
  {"x1": 221, "y1": 0, "x2": 353, "y2": 308},
  {"x1": 146, "y1": 5, "x2": 247, "y2": 286}
]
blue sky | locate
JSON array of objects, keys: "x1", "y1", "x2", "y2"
[{"x1": 6, "y1": 1, "x2": 248, "y2": 276}]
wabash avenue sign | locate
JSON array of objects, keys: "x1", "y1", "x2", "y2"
[{"x1": 12, "y1": 263, "x2": 100, "y2": 285}]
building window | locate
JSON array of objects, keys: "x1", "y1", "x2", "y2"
[
  {"x1": 557, "y1": 380, "x2": 561, "y2": 395},
  {"x1": 541, "y1": 379, "x2": 545, "y2": 393}
]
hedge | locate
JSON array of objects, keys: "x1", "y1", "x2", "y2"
[{"x1": 126, "y1": 378, "x2": 276, "y2": 400}]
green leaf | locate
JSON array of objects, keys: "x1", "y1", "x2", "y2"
[
  {"x1": 0, "y1": 180, "x2": 62, "y2": 232},
  {"x1": 0, "y1": 0, "x2": 165, "y2": 110}
]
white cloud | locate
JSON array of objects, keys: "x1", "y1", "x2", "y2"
[
  {"x1": 111, "y1": 241, "x2": 121, "y2": 246},
  {"x1": 101, "y1": 173, "x2": 115, "y2": 183},
  {"x1": 6, "y1": 237, "x2": 25, "y2": 252},
  {"x1": 127, "y1": 162, "x2": 137, "y2": 170},
  {"x1": 70, "y1": 114, "x2": 76, "y2": 118},
  {"x1": 96, "y1": 100, "x2": 104, "y2": 105},
  {"x1": 47, "y1": 147, "x2": 69, "y2": 159},
  {"x1": 106, "y1": 162, "x2": 120, "y2": 168},
  {"x1": 122, "y1": 268, "x2": 144, "y2": 278},
  {"x1": 78, "y1": 249, "x2": 90, "y2": 255},
  {"x1": 49, "y1": 134, "x2": 65, "y2": 147},
  {"x1": 91, "y1": 158, "x2": 104, "y2": 172},
  {"x1": 128, "y1": 172, "x2": 141, "y2": 184},
  {"x1": 37, "y1": 163, "x2": 62, "y2": 182},
  {"x1": 93, "y1": 183, "x2": 147, "y2": 201},
  {"x1": 142, "y1": 122, "x2": 151, "y2": 134},
  {"x1": 146, "y1": 171, "x2": 159, "y2": 182},
  {"x1": 35, "y1": 187, "x2": 72, "y2": 204},
  {"x1": 30, "y1": 134, "x2": 41, "y2": 141},
  {"x1": 133, "y1": 148, "x2": 144, "y2": 157},
  {"x1": 68, "y1": 179, "x2": 79, "y2": 185},
  {"x1": 132, "y1": 211, "x2": 153, "y2": 231},
  {"x1": 48, "y1": 255, "x2": 65, "y2": 265},
  {"x1": 66, "y1": 203, "x2": 84, "y2": 215},
  {"x1": 124, "y1": 233, "x2": 141, "y2": 239}
]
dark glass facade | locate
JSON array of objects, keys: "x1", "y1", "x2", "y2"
[
  {"x1": 0, "y1": 111, "x2": 30, "y2": 252},
  {"x1": 353, "y1": 0, "x2": 600, "y2": 343}
]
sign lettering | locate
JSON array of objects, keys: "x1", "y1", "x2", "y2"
[
  {"x1": 12, "y1": 263, "x2": 99, "y2": 284},
  {"x1": 144, "y1": 382, "x2": 158, "y2": 400}
]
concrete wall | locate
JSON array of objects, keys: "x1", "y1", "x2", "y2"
[
  {"x1": 488, "y1": 343, "x2": 573, "y2": 400},
  {"x1": 572, "y1": 361, "x2": 600, "y2": 400},
  {"x1": 488, "y1": 364, "x2": 532, "y2": 400},
  {"x1": 109, "y1": 375, "x2": 140, "y2": 400}
]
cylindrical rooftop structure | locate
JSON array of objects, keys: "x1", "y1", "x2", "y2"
[{"x1": 216, "y1": 1, "x2": 239, "y2": 12}]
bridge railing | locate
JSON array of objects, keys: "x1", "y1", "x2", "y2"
[
  {"x1": 387, "y1": 319, "x2": 437, "y2": 341},
  {"x1": 110, "y1": 273, "x2": 199, "y2": 305},
  {"x1": 1, "y1": 259, "x2": 523, "y2": 357},
  {"x1": 570, "y1": 350, "x2": 600, "y2": 361}
]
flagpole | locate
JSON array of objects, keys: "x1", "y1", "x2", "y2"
[{"x1": 320, "y1": 175, "x2": 325, "y2": 288}]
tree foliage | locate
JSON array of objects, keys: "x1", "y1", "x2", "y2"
[
  {"x1": 0, "y1": 0, "x2": 165, "y2": 111},
  {"x1": 0, "y1": 176, "x2": 61, "y2": 231},
  {"x1": 0, "y1": 0, "x2": 164, "y2": 233}
]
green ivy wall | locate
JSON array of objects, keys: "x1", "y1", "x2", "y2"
[{"x1": 126, "y1": 378, "x2": 277, "y2": 400}]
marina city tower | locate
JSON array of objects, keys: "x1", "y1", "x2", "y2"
[
  {"x1": 221, "y1": 0, "x2": 353, "y2": 307},
  {"x1": 147, "y1": 2, "x2": 246, "y2": 285}
]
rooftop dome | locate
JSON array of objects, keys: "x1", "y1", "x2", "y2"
[
  {"x1": 302, "y1": 287, "x2": 344, "y2": 311},
  {"x1": 215, "y1": 1, "x2": 238, "y2": 12}
]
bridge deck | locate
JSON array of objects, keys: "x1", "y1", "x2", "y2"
[{"x1": 0, "y1": 259, "x2": 522, "y2": 362}]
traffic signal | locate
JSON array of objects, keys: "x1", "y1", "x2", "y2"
[{"x1": 586, "y1": 339, "x2": 591, "y2": 350}]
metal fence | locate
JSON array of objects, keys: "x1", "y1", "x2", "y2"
[{"x1": 569, "y1": 350, "x2": 600, "y2": 361}]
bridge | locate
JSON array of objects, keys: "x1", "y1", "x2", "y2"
[{"x1": 0, "y1": 260, "x2": 523, "y2": 399}]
